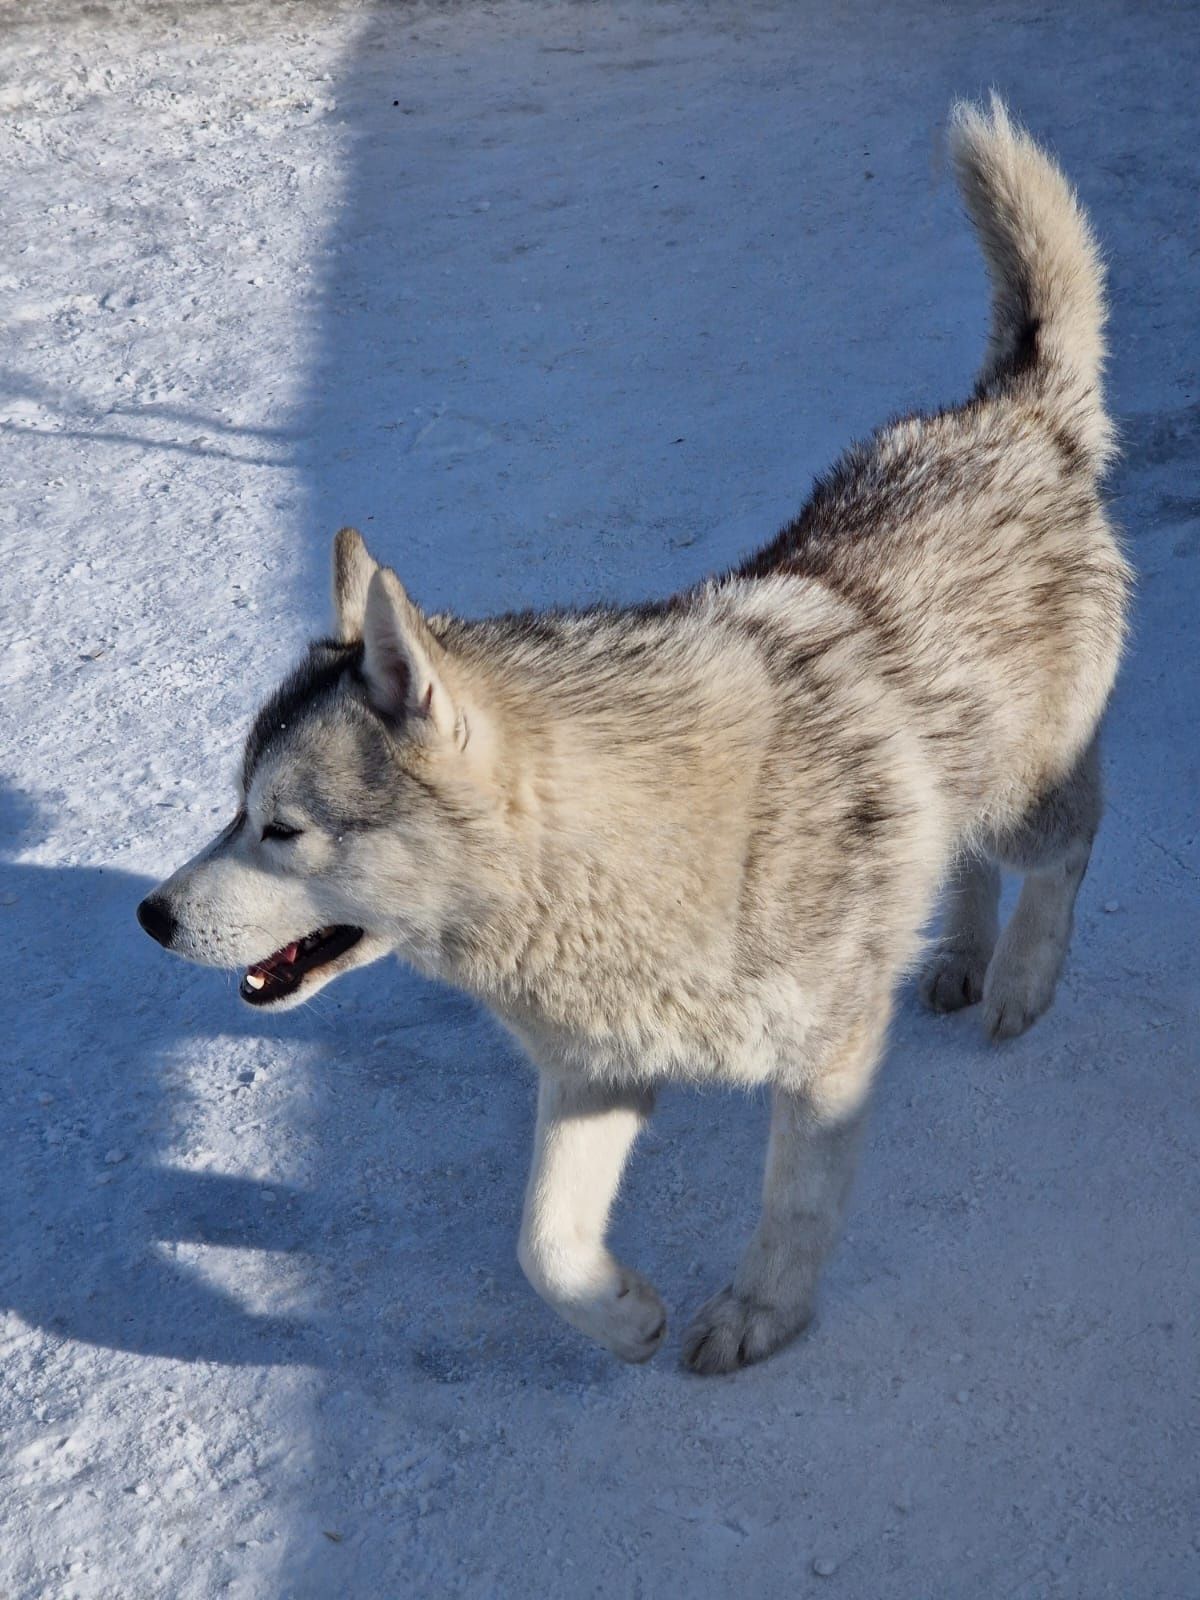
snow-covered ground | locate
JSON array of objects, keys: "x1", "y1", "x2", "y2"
[{"x1": 2, "y1": 1, "x2": 1197, "y2": 1595}]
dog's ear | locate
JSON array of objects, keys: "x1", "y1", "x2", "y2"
[
  {"x1": 332, "y1": 526, "x2": 378, "y2": 643},
  {"x1": 361, "y1": 567, "x2": 459, "y2": 741}
]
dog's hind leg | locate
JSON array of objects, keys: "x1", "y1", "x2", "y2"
[
  {"x1": 682, "y1": 1015, "x2": 883, "y2": 1376},
  {"x1": 919, "y1": 851, "x2": 1001, "y2": 1013},
  {"x1": 518, "y1": 1073, "x2": 667, "y2": 1363},
  {"x1": 981, "y1": 738, "x2": 1103, "y2": 1040}
]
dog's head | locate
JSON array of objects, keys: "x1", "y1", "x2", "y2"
[{"x1": 138, "y1": 529, "x2": 504, "y2": 1011}]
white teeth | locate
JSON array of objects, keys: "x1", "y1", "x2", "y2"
[{"x1": 244, "y1": 972, "x2": 265, "y2": 991}]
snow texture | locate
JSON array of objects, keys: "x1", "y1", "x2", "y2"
[{"x1": 1, "y1": 2, "x2": 1197, "y2": 1596}]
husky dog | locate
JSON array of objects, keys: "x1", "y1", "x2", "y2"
[{"x1": 139, "y1": 101, "x2": 1130, "y2": 1373}]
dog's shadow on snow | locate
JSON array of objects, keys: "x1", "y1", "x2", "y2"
[
  {"x1": 1, "y1": 789, "x2": 316, "y2": 1364},
  {"x1": 0, "y1": 782, "x2": 554, "y2": 1376}
]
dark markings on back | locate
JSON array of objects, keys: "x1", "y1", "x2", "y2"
[{"x1": 984, "y1": 310, "x2": 1042, "y2": 391}]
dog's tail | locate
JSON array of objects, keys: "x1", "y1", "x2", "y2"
[{"x1": 949, "y1": 95, "x2": 1112, "y2": 468}]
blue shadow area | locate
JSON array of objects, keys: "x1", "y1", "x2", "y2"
[
  {"x1": 1, "y1": 778, "x2": 539, "y2": 1376},
  {"x1": 1, "y1": 797, "x2": 320, "y2": 1365}
]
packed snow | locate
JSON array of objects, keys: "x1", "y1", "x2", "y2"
[{"x1": 1, "y1": 2, "x2": 1197, "y2": 1596}]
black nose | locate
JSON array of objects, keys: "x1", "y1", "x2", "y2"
[{"x1": 137, "y1": 896, "x2": 177, "y2": 949}]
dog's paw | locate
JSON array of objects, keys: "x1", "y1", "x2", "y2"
[
  {"x1": 981, "y1": 942, "x2": 1061, "y2": 1040},
  {"x1": 556, "y1": 1267, "x2": 667, "y2": 1364},
  {"x1": 681, "y1": 1287, "x2": 811, "y2": 1376},
  {"x1": 522, "y1": 1241, "x2": 667, "y2": 1364},
  {"x1": 607, "y1": 1270, "x2": 668, "y2": 1363},
  {"x1": 918, "y1": 947, "x2": 988, "y2": 1013}
]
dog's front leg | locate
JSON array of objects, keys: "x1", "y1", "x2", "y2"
[
  {"x1": 518, "y1": 1072, "x2": 666, "y2": 1363},
  {"x1": 683, "y1": 1018, "x2": 883, "y2": 1375}
]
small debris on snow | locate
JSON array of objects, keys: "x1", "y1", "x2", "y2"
[
  {"x1": 104, "y1": 1149, "x2": 128, "y2": 1165},
  {"x1": 1103, "y1": 900, "x2": 1121, "y2": 913},
  {"x1": 813, "y1": 1557, "x2": 838, "y2": 1577}
]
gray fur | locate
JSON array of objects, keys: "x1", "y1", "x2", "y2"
[{"x1": 141, "y1": 102, "x2": 1130, "y2": 1373}]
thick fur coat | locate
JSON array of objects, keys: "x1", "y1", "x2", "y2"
[{"x1": 141, "y1": 101, "x2": 1130, "y2": 1372}]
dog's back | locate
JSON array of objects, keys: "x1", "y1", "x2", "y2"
[{"x1": 738, "y1": 98, "x2": 1131, "y2": 844}]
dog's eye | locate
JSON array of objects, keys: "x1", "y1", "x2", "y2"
[{"x1": 262, "y1": 822, "x2": 302, "y2": 843}]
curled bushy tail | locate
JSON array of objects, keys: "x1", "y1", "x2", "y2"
[{"x1": 950, "y1": 96, "x2": 1112, "y2": 467}]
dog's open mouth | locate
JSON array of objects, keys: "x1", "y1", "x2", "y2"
[{"x1": 239, "y1": 925, "x2": 363, "y2": 1006}]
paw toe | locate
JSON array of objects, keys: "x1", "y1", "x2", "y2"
[
  {"x1": 982, "y1": 991, "x2": 1042, "y2": 1040},
  {"x1": 981, "y1": 960, "x2": 1057, "y2": 1041},
  {"x1": 609, "y1": 1271, "x2": 668, "y2": 1363},
  {"x1": 681, "y1": 1288, "x2": 810, "y2": 1376},
  {"x1": 919, "y1": 950, "x2": 988, "y2": 1013}
]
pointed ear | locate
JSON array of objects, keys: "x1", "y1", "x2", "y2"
[
  {"x1": 361, "y1": 567, "x2": 459, "y2": 739},
  {"x1": 332, "y1": 526, "x2": 378, "y2": 643}
]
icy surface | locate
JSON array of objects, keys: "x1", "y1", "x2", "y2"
[{"x1": 1, "y1": 2, "x2": 1197, "y2": 1596}]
